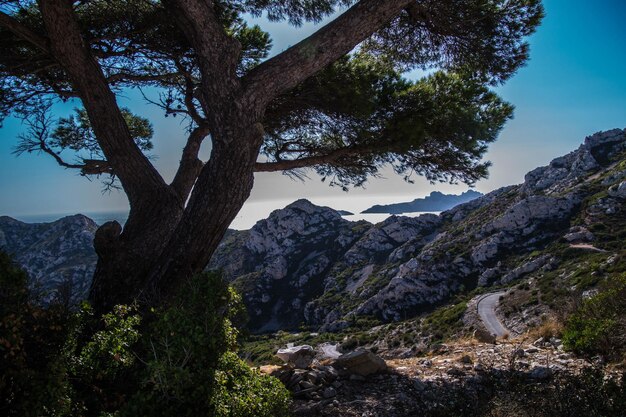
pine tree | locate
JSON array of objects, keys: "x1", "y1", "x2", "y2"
[{"x1": 0, "y1": 0, "x2": 543, "y2": 312}]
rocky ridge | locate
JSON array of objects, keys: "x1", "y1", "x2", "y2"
[
  {"x1": 0, "y1": 214, "x2": 97, "y2": 303},
  {"x1": 211, "y1": 128, "x2": 626, "y2": 333}
]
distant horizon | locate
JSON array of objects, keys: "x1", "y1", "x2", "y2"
[{"x1": 8, "y1": 193, "x2": 452, "y2": 230}]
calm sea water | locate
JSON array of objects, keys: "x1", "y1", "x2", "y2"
[
  {"x1": 11, "y1": 195, "x2": 442, "y2": 230},
  {"x1": 14, "y1": 209, "x2": 441, "y2": 230}
]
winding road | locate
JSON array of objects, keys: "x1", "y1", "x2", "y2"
[{"x1": 477, "y1": 292, "x2": 509, "y2": 337}]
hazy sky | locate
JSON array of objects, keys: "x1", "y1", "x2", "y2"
[{"x1": 1, "y1": 0, "x2": 625, "y2": 220}]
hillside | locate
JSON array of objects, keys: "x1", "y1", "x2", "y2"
[
  {"x1": 0, "y1": 214, "x2": 97, "y2": 303},
  {"x1": 2, "y1": 129, "x2": 625, "y2": 337},
  {"x1": 211, "y1": 128, "x2": 626, "y2": 333}
]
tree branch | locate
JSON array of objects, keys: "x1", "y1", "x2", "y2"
[
  {"x1": 242, "y1": 0, "x2": 412, "y2": 109},
  {"x1": 163, "y1": 0, "x2": 242, "y2": 125},
  {"x1": 0, "y1": 10, "x2": 50, "y2": 53},
  {"x1": 106, "y1": 72, "x2": 180, "y2": 84},
  {"x1": 170, "y1": 124, "x2": 209, "y2": 200},
  {"x1": 38, "y1": 0, "x2": 171, "y2": 206},
  {"x1": 255, "y1": 144, "x2": 373, "y2": 172}
]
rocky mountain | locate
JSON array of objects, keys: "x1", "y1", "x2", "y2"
[
  {"x1": 3, "y1": 129, "x2": 625, "y2": 336},
  {"x1": 208, "y1": 200, "x2": 372, "y2": 332},
  {"x1": 362, "y1": 190, "x2": 483, "y2": 214},
  {"x1": 0, "y1": 214, "x2": 97, "y2": 303},
  {"x1": 210, "y1": 128, "x2": 626, "y2": 333}
]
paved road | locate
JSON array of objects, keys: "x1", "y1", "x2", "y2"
[{"x1": 477, "y1": 292, "x2": 509, "y2": 337}]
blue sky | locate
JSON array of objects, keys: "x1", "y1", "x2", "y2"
[{"x1": 1, "y1": 0, "x2": 625, "y2": 220}]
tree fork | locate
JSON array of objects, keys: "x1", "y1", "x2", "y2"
[{"x1": 142, "y1": 121, "x2": 265, "y2": 305}]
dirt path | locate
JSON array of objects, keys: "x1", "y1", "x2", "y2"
[{"x1": 569, "y1": 243, "x2": 607, "y2": 252}]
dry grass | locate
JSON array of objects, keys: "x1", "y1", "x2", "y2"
[{"x1": 525, "y1": 317, "x2": 564, "y2": 341}]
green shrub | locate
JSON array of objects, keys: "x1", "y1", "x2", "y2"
[
  {"x1": 212, "y1": 352, "x2": 290, "y2": 417},
  {"x1": 422, "y1": 301, "x2": 468, "y2": 342},
  {"x1": 563, "y1": 275, "x2": 626, "y2": 361},
  {"x1": 341, "y1": 337, "x2": 359, "y2": 352},
  {"x1": 0, "y1": 251, "x2": 291, "y2": 417},
  {"x1": 0, "y1": 251, "x2": 74, "y2": 417},
  {"x1": 122, "y1": 272, "x2": 291, "y2": 417}
]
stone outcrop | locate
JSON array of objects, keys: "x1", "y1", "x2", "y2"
[
  {"x1": 276, "y1": 345, "x2": 316, "y2": 369},
  {"x1": 334, "y1": 350, "x2": 388, "y2": 376},
  {"x1": 0, "y1": 214, "x2": 97, "y2": 303}
]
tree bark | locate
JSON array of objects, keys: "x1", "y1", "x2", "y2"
[
  {"x1": 142, "y1": 118, "x2": 264, "y2": 305},
  {"x1": 89, "y1": 198, "x2": 184, "y2": 313}
]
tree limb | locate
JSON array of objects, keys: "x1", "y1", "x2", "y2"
[
  {"x1": 242, "y1": 0, "x2": 412, "y2": 109},
  {"x1": 163, "y1": 0, "x2": 242, "y2": 125},
  {"x1": 170, "y1": 124, "x2": 209, "y2": 201},
  {"x1": 0, "y1": 10, "x2": 50, "y2": 53},
  {"x1": 254, "y1": 144, "x2": 374, "y2": 172},
  {"x1": 38, "y1": 0, "x2": 171, "y2": 205}
]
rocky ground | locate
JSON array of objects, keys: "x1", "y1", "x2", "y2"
[{"x1": 261, "y1": 336, "x2": 625, "y2": 417}]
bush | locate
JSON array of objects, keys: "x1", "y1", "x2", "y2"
[
  {"x1": 563, "y1": 275, "x2": 626, "y2": 361},
  {"x1": 0, "y1": 251, "x2": 74, "y2": 417},
  {"x1": 212, "y1": 352, "x2": 291, "y2": 417},
  {"x1": 0, "y1": 251, "x2": 291, "y2": 416},
  {"x1": 123, "y1": 272, "x2": 291, "y2": 417}
]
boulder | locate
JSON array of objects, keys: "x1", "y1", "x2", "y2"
[
  {"x1": 322, "y1": 387, "x2": 337, "y2": 399},
  {"x1": 608, "y1": 181, "x2": 626, "y2": 199},
  {"x1": 276, "y1": 345, "x2": 316, "y2": 369},
  {"x1": 334, "y1": 350, "x2": 387, "y2": 376},
  {"x1": 473, "y1": 328, "x2": 497, "y2": 344},
  {"x1": 563, "y1": 226, "x2": 594, "y2": 243},
  {"x1": 446, "y1": 368, "x2": 466, "y2": 377},
  {"x1": 529, "y1": 366, "x2": 553, "y2": 380}
]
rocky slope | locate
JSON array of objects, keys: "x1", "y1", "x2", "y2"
[
  {"x1": 208, "y1": 200, "x2": 372, "y2": 332},
  {"x1": 0, "y1": 214, "x2": 97, "y2": 303},
  {"x1": 211, "y1": 128, "x2": 626, "y2": 333},
  {"x1": 362, "y1": 190, "x2": 483, "y2": 214},
  {"x1": 2, "y1": 129, "x2": 625, "y2": 335}
]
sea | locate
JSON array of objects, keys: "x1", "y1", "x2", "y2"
[{"x1": 11, "y1": 195, "x2": 442, "y2": 231}]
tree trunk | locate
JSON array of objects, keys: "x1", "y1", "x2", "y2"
[
  {"x1": 142, "y1": 121, "x2": 265, "y2": 305},
  {"x1": 88, "y1": 117, "x2": 263, "y2": 312},
  {"x1": 89, "y1": 194, "x2": 183, "y2": 313}
]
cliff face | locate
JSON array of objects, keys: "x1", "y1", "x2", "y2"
[
  {"x1": 208, "y1": 199, "x2": 370, "y2": 332},
  {"x1": 210, "y1": 128, "x2": 626, "y2": 332},
  {"x1": 0, "y1": 214, "x2": 97, "y2": 303}
]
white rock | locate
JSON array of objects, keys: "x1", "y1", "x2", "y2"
[{"x1": 276, "y1": 345, "x2": 315, "y2": 369}]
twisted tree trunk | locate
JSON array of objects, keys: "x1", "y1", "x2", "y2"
[
  {"x1": 33, "y1": 0, "x2": 415, "y2": 314},
  {"x1": 90, "y1": 116, "x2": 264, "y2": 313}
]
